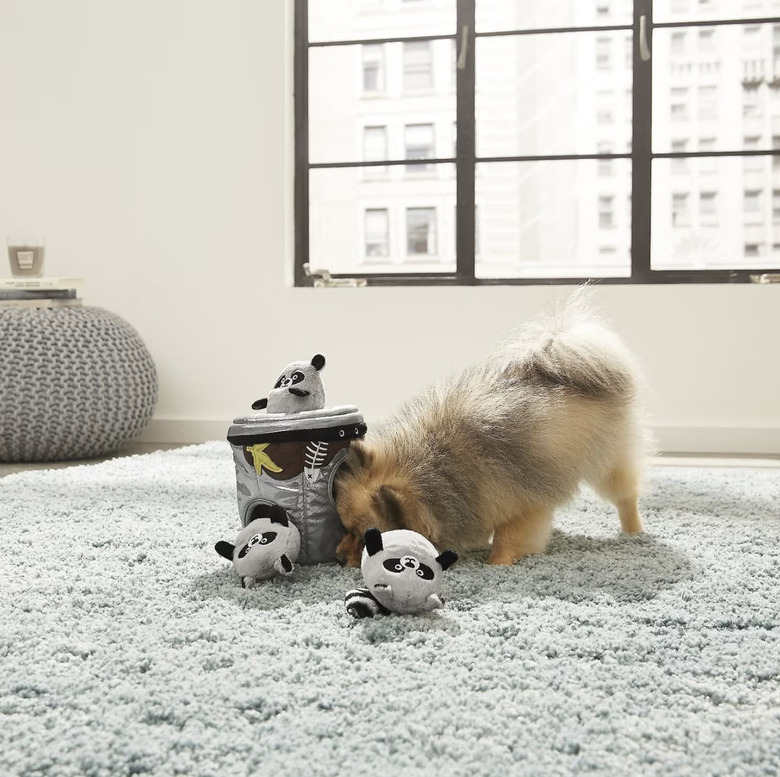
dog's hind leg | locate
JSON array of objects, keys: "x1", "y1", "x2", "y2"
[
  {"x1": 591, "y1": 461, "x2": 644, "y2": 534},
  {"x1": 487, "y1": 507, "x2": 554, "y2": 565}
]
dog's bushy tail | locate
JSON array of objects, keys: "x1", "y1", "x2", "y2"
[{"x1": 504, "y1": 287, "x2": 641, "y2": 401}]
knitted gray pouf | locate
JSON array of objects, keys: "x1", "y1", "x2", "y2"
[{"x1": 0, "y1": 306, "x2": 158, "y2": 462}]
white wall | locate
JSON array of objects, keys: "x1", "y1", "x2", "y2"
[{"x1": 2, "y1": 0, "x2": 779, "y2": 455}]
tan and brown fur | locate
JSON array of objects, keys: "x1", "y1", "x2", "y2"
[{"x1": 334, "y1": 293, "x2": 653, "y2": 567}]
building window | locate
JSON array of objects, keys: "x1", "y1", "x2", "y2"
[
  {"x1": 743, "y1": 26, "x2": 761, "y2": 49},
  {"x1": 744, "y1": 190, "x2": 762, "y2": 218},
  {"x1": 295, "y1": 1, "x2": 780, "y2": 285},
  {"x1": 743, "y1": 88, "x2": 761, "y2": 118},
  {"x1": 699, "y1": 137, "x2": 717, "y2": 174},
  {"x1": 406, "y1": 208, "x2": 437, "y2": 255},
  {"x1": 403, "y1": 41, "x2": 433, "y2": 90},
  {"x1": 672, "y1": 140, "x2": 688, "y2": 173},
  {"x1": 599, "y1": 196, "x2": 615, "y2": 228},
  {"x1": 363, "y1": 126, "x2": 388, "y2": 177},
  {"x1": 365, "y1": 209, "x2": 390, "y2": 258},
  {"x1": 596, "y1": 37, "x2": 611, "y2": 69},
  {"x1": 698, "y1": 86, "x2": 717, "y2": 120},
  {"x1": 671, "y1": 88, "x2": 689, "y2": 121},
  {"x1": 699, "y1": 28, "x2": 715, "y2": 52},
  {"x1": 598, "y1": 142, "x2": 614, "y2": 176},
  {"x1": 404, "y1": 124, "x2": 435, "y2": 173},
  {"x1": 362, "y1": 44, "x2": 385, "y2": 93},
  {"x1": 597, "y1": 90, "x2": 615, "y2": 125},
  {"x1": 773, "y1": 190, "x2": 780, "y2": 224},
  {"x1": 673, "y1": 193, "x2": 690, "y2": 226},
  {"x1": 700, "y1": 192, "x2": 717, "y2": 224},
  {"x1": 744, "y1": 136, "x2": 762, "y2": 172}
]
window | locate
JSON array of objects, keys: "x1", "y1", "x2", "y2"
[
  {"x1": 671, "y1": 88, "x2": 689, "y2": 121},
  {"x1": 296, "y1": 0, "x2": 780, "y2": 285},
  {"x1": 599, "y1": 197, "x2": 615, "y2": 228},
  {"x1": 365, "y1": 209, "x2": 390, "y2": 258},
  {"x1": 700, "y1": 192, "x2": 717, "y2": 224},
  {"x1": 744, "y1": 136, "x2": 762, "y2": 172},
  {"x1": 744, "y1": 190, "x2": 762, "y2": 215},
  {"x1": 673, "y1": 193, "x2": 690, "y2": 226},
  {"x1": 597, "y1": 90, "x2": 615, "y2": 125},
  {"x1": 743, "y1": 25, "x2": 761, "y2": 49},
  {"x1": 697, "y1": 86, "x2": 717, "y2": 120},
  {"x1": 406, "y1": 208, "x2": 437, "y2": 256},
  {"x1": 363, "y1": 126, "x2": 388, "y2": 177},
  {"x1": 699, "y1": 28, "x2": 715, "y2": 52},
  {"x1": 698, "y1": 137, "x2": 717, "y2": 175},
  {"x1": 362, "y1": 44, "x2": 385, "y2": 93},
  {"x1": 404, "y1": 124, "x2": 435, "y2": 173},
  {"x1": 598, "y1": 142, "x2": 615, "y2": 176},
  {"x1": 596, "y1": 37, "x2": 612, "y2": 69},
  {"x1": 403, "y1": 41, "x2": 433, "y2": 90},
  {"x1": 672, "y1": 140, "x2": 688, "y2": 173},
  {"x1": 743, "y1": 88, "x2": 760, "y2": 118}
]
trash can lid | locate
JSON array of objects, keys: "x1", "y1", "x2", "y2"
[{"x1": 227, "y1": 405, "x2": 366, "y2": 445}]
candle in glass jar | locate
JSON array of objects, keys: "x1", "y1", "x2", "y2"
[{"x1": 7, "y1": 235, "x2": 46, "y2": 278}]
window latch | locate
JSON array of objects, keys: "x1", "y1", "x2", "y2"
[
  {"x1": 303, "y1": 263, "x2": 367, "y2": 288},
  {"x1": 457, "y1": 25, "x2": 469, "y2": 70},
  {"x1": 750, "y1": 273, "x2": 780, "y2": 283},
  {"x1": 639, "y1": 15, "x2": 651, "y2": 62}
]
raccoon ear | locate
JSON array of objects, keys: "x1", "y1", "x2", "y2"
[
  {"x1": 311, "y1": 354, "x2": 326, "y2": 371},
  {"x1": 363, "y1": 528, "x2": 384, "y2": 556},
  {"x1": 372, "y1": 485, "x2": 405, "y2": 528},
  {"x1": 436, "y1": 550, "x2": 459, "y2": 571},
  {"x1": 215, "y1": 541, "x2": 235, "y2": 561}
]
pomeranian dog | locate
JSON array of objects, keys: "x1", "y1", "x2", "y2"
[{"x1": 334, "y1": 291, "x2": 653, "y2": 567}]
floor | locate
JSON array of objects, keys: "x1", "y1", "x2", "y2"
[
  {"x1": 0, "y1": 442, "x2": 187, "y2": 478},
  {"x1": 1, "y1": 445, "x2": 778, "y2": 479}
]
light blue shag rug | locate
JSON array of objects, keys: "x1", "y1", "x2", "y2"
[{"x1": 1, "y1": 442, "x2": 779, "y2": 777}]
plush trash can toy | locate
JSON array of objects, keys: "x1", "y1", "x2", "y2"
[{"x1": 227, "y1": 355, "x2": 367, "y2": 565}]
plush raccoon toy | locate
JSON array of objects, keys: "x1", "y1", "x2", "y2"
[
  {"x1": 345, "y1": 528, "x2": 458, "y2": 618},
  {"x1": 252, "y1": 354, "x2": 326, "y2": 414},
  {"x1": 215, "y1": 504, "x2": 301, "y2": 588}
]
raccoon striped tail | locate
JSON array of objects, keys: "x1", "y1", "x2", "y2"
[
  {"x1": 509, "y1": 288, "x2": 640, "y2": 401},
  {"x1": 345, "y1": 588, "x2": 390, "y2": 619}
]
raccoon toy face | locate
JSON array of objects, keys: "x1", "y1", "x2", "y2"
[
  {"x1": 215, "y1": 505, "x2": 301, "y2": 588},
  {"x1": 359, "y1": 528, "x2": 458, "y2": 614},
  {"x1": 252, "y1": 354, "x2": 326, "y2": 414}
]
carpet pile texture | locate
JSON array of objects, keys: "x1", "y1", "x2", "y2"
[{"x1": 1, "y1": 442, "x2": 778, "y2": 776}]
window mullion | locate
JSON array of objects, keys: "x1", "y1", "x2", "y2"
[
  {"x1": 456, "y1": 0, "x2": 476, "y2": 282},
  {"x1": 294, "y1": 0, "x2": 311, "y2": 286},
  {"x1": 631, "y1": 0, "x2": 653, "y2": 282}
]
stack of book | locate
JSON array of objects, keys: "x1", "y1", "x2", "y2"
[{"x1": 0, "y1": 277, "x2": 84, "y2": 309}]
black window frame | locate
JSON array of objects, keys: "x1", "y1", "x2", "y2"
[{"x1": 294, "y1": 0, "x2": 780, "y2": 286}]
